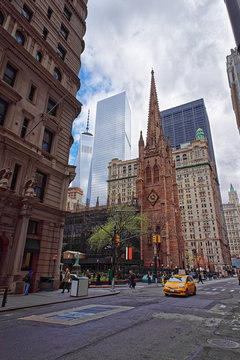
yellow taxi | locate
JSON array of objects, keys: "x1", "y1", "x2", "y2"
[{"x1": 164, "y1": 275, "x2": 196, "y2": 297}]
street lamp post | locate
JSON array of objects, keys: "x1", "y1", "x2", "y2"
[{"x1": 51, "y1": 254, "x2": 57, "y2": 289}]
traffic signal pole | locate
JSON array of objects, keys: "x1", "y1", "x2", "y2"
[{"x1": 111, "y1": 212, "x2": 117, "y2": 291}]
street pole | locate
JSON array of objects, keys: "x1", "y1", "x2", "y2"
[
  {"x1": 154, "y1": 244, "x2": 157, "y2": 285},
  {"x1": 111, "y1": 212, "x2": 116, "y2": 291}
]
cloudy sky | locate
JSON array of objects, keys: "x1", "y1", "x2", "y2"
[{"x1": 70, "y1": 0, "x2": 240, "y2": 203}]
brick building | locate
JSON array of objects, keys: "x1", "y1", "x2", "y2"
[
  {"x1": 136, "y1": 71, "x2": 185, "y2": 268},
  {"x1": 0, "y1": 0, "x2": 87, "y2": 293}
]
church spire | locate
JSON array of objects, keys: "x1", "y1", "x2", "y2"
[{"x1": 146, "y1": 70, "x2": 163, "y2": 150}]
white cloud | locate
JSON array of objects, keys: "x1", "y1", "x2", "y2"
[{"x1": 72, "y1": 0, "x2": 240, "y2": 203}]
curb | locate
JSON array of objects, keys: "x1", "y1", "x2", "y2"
[{"x1": 0, "y1": 291, "x2": 120, "y2": 313}]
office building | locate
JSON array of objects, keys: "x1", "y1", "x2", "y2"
[
  {"x1": 71, "y1": 110, "x2": 93, "y2": 203},
  {"x1": 225, "y1": 0, "x2": 240, "y2": 52},
  {"x1": 226, "y1": 48, "x2": 240, "y2": 134},
  {"x1": 223, "y1": 185, "x2": 240, "y2": 259},
  {"x1": 0, "y1": 0, "x2": 87, "y2": 293},
  {"x1": 136, "y1": 71, "x2": 184, "y2": 268},
  {"x1": 160, "y1": 99, "x2": 215, "y2": 162},
  {"x1": 88, "y1": 91, "x2": 131, "y2": 206},
  {"x1": 173, "y1": 130, "x2": 231, "y2": 272},
  {"x1": 107, "y1": 158, "x2": 137, "y2": 206}
]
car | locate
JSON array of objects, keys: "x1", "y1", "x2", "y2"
[
  {"x1": 164, "y1": 275, "x2": 196, "y2": 297},
  {"x1": 142, "y1": 274, "x2": 154, "y2": 283}
]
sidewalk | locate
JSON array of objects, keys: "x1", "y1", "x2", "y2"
[{"x1": 0, "y1": 287, "x2": 120, "y2": 312}]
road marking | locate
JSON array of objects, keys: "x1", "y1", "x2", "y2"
[
  {"x1": 221, "y1": 289, "x2": 226, "y2": 292},
  {"x1": 153, "y1": 312, "x2": 221, "y2": 327},
  {"x1": 19, "y1": 304, "x2": 134, "y2": 326},
  {"x1": 230, "y1": 290, "x2": 234, "y2": 292}
]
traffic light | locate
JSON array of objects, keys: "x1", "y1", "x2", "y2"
[
  {"x1": 115, "y1": 235, "x2": 120, "y2": 246},
  {"x1": 153, "y1": 235, "x2": 161, "y2": 243}
]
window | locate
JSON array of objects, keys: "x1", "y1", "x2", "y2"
[
  {"x1": 36, "y1": 51, "x2": 42, "y2": 62},
  {"x1": 42, "y1": 27, "x2": 48, "y2": 40},
  {"x1": 27, "y1": 220, "x2": 38, "y2": 235},
  {"x1": 47, "y1": 7, "x2": 53, "y2": 19},
  {"x1": 3, "y1": 63, "x2": 17, "y2": 86},
  {"x1": 14, "y1": 30, "x2": 25, "y2": 45},
  {"x1": 0, "y1": 11, "x2": 4, "y2": 25},
  {"x1": 20, "y1": 118, "x2": 29, "y2": 138},
  {"x1": 47, "y1": 98, "x2": 57, "y2": 116},
  {"x1": 57, "y1": 43, "x2": 66, "y2": 60},
  {"x1": 53, "y1": 67, "x2": 61, "y2": 81},
  {"x1": 10, "y1": 164, "x2": 20, "y2": 190},
  {"x1": 0, "y1": 98, "x2": 8, "y2": 126},
  {"x1": 146, "y1": 166, "x2": 151, "y2": 184},
  {"x1": 22, "y1": 4, "x2": 32, "y2": 22},
  {"x1": 63, "y1": 5, "x2": 72, "y2": 21},
  {"x1": 60, "y1": 24, "x2": 69, "y2": 40},
  {"x1": 34, "y1": 171, "x2": 47, "y2": 202},
  {"x1": 154, "y1": 164, "x2": 159, "y2": 183},
  {"x1": 28, "y1": 84, "x2": 36, "y2": 101},
  {"x1": 42, "y1": 128, "x2": 53, "y2": 153},
  {"x1": 123, "y1": 166, "x2": 126, "y2": 175}
]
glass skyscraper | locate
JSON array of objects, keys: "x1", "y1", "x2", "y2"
[
  {"x1": 160, "y1": 98, "x2": 215, "y2": 162},
  {"x1": 72, "y1": 111, "x2": 94, "y2": 204},
  {"x1": 88, "y1": 91, "x2": 131, "y2": 206}
]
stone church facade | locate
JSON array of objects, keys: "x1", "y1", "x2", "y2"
[{"x1": 136, "y1": 71, "x2": 185, "y2": 269}]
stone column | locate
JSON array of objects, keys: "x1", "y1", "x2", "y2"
[{"x1": 12, "y1": 199, "x2": 31, "y2": 274}]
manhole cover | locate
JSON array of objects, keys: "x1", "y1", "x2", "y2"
[{"x1": 207, "y1": 338, "x2": 240, "y2": 349}]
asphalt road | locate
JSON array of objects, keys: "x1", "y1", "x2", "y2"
[{"x1": 0, "y1": 278, "x2": 239, "y2": 360}]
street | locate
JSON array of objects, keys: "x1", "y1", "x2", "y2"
[{"x1": 0, "y1": 278, "x2": 239, "y2": 360}]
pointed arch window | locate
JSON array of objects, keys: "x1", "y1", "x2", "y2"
[
  {"x1": 146, "y1": 166, "x2": 151, "y2": 184},
  {"x1": 154, "y1": 164, "x2": 159, "y2": 183}
]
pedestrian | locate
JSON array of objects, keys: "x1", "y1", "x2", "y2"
[
  {"x1": 23, "y1": 270, "x2": 33, "y2": 295},
  {"x1": 198, "y1": 273, "x2": 204, "y2": 284},
  {"x1": 162, "y1": 274, "x2": 165, "y2": 287},
  {"x1": 96, "y1": 273, "x2": 101, "y2": 286},
  {"x1": 61, "y1": 268, "x2": 71, "y2": 293},
  {"x1": 129, "y1": 271, "x2": 136, "y2": 289},
  {"x1": 147, "y1": 271, "x2": 151, "y2": 285},
  {"x1": 238, "y1": 273, "x2": 240, "y2": 286}
]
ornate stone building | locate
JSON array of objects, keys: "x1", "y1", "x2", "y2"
[
  {"x1": 136, "y1": 71, "x2": 185, "y2": 268},
  {"x1": 0, "y1": 0, "x2": 87, "y2": 293},
  {"x1": 223, "y1": 185, "x2": 240, "y2": 260},
  {"x1": 107, "y1": 158, "x2": 137, "y2": 206},
  {"x1": 173, "y1": 131, "x2": 231, "y2": 272}
]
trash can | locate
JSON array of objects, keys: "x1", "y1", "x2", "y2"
[
  {"x1": 70, "y1": 277, "x2": 88, "y2": 297},
  {"x1": 39, "y1": 276, "x2": 53, "y2": 291}
]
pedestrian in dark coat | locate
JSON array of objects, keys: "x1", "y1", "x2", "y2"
[
  {"x1": 23, "y1": 270, "x2": 33, "y2": 295},
  {"x1": 129, "y1": 271, "x2": 136, "y2": 289},
  {"x1": 198, "y1": 273, "x2": 204, "y2": 284}
]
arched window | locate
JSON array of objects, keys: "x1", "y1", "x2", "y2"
[
  {"x1": 146, "y1": 166, "x2": 151, "y2": 184},
  {"x1": 183, "y1": 154, "x2": 187, "y2": 161},
  {"x1": 176, "y1": 155, "x2": 180, "y2": 163},
  {"x1": 134, "y1": 163, "x2": 137, "y2": 173},
  {"x1": 14, "y1": 30, "x2": 25, "y2": 45},
  {"x1": 154, "y1": 164, "x2": 159, "y2": 183},
  {"x1": 128, "y1": 165, "x2": 132, "y2": 174},
  {"x1": 36, "y1": 51, "x2": 42, "y2": 62},
  {"x1": 123, "y1": 166, "x2": 126, "y2": 175},
  {"x1": 0, "y1": 11, "x2": 4, "y2": 26},
  {"x1": 54, "y1": 67, "x2": 61, "y2": 81}
]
